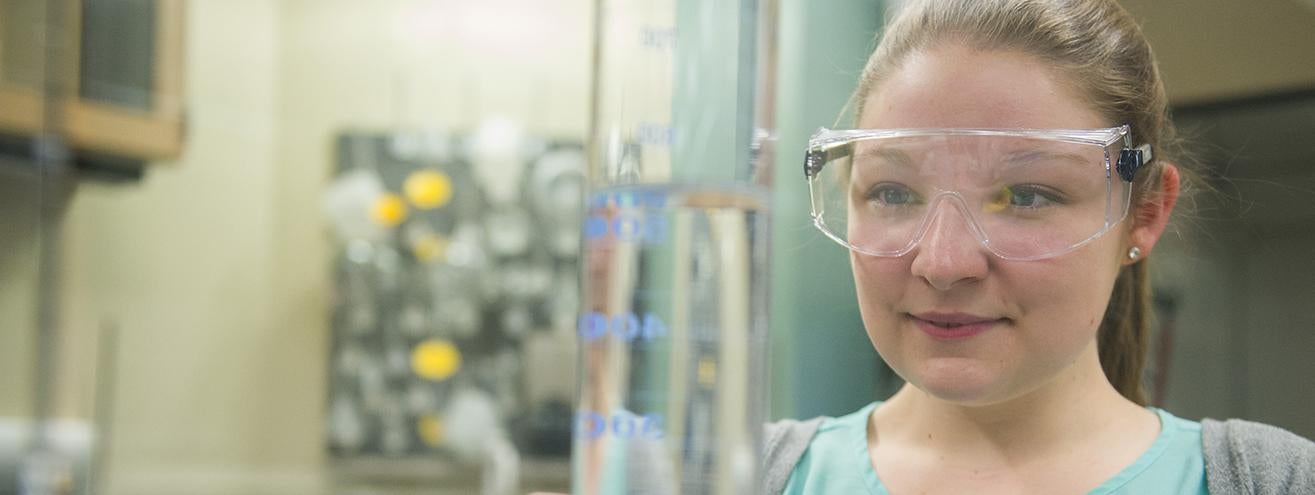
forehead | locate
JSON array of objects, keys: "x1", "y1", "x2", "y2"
[{"x1": 860, "y1": 43, "x2": 1108, "y2": 130}]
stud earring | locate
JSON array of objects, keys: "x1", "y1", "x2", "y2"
[{"x1": 1128, "y1": 246, "x2": 1141, "y2": 260}]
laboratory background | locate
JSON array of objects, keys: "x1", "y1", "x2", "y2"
[{"x1": 1, "y1": 0, "x2": 1313, "y2": 494}]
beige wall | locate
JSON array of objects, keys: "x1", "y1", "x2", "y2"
[
  {"x1": 60, "y1": 0, "x2": 306, "y2": 492},
  {"x1": 1123, "y1": 0, "x2": 1315, "y2": 104},
  {"x1": 15, "y1": 0, "x2": 593, "y2": 493}
]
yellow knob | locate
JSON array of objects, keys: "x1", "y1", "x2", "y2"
[
  {"x1": 404, "y1": 170, "x2": 454, "y2": 210},
  {"x1": 410, "y1": 233, "x2": 449, "y2": 263},
  {"x1": 417, "y1": 414, "x2": 444, "y2": 446},
  {"x1": 697, "y1": 357, "x2": 717, "y2": 387},
  {"x1": 370, "y1": 194, "x2": 408, "y2": 227},
  {"x1": 412, "y1": 339, "x2": 461, "y2": 382}
]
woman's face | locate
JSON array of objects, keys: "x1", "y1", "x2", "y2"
[{"x1": 854, "y1": 43, "x2": 1128, "y2": 405}]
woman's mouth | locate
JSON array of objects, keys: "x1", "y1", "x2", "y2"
[{"x1": 908, "y1": 312, "x2": 1005, "y2": 340}]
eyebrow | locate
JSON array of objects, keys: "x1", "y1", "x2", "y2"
[
  {"x1": 851, "y1": 145, "x2": 1095, "y2": 169},
  {"x1": 853, "y1": 146, "x2": 914, "y2": 167},
  {"x1": 1001, "y1": 149, "x2": 1093, "y2": 167}
]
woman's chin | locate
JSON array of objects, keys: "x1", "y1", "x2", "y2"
[{"x1": 905, "y1": 358, "x2": 1010, "y2": 404}]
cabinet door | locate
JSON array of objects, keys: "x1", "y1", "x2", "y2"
[
  {"x1": 0, "y1": 0, "x2": 185, "y2": 163},
  {"x1": 0, "y1": 0, "x2": 48, "y2": 139},
  {"x1": 80, "y1": 0, "x2": 157, "y2": 110}
]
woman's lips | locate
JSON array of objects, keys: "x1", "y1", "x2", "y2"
[{"x1": 909, "y1": 312, "x2": 1005, "y2": 340}]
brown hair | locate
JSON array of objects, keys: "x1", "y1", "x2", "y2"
[{"x1": 854, "y1": 0, "x2": 1194, "y2": 405}]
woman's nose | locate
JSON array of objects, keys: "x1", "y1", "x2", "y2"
[{"x1": 908, "y1": 199, "x2": 989, "y2": 291}]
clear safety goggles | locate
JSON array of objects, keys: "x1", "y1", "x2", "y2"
[{"x1": 804, "y1": 126, "x2": 1151, "y2": 261}]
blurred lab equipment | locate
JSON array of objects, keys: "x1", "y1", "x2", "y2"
[{"x1": 322, "y1": 126, "x2": 583, "y2": 492}]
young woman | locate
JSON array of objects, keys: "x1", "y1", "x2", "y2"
[{"x1": 765, "y1": 0, "x2": 1315, "y2": 493}]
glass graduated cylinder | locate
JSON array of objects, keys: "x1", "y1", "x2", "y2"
[{"x1": 574, "y1": 184, "x2": 769, "y2": 495}]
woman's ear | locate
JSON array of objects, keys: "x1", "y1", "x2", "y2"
[{"x1": 1128, "y1": 163, "x2": 1181, "y2": 262}]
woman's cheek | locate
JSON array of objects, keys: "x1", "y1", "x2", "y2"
[
  {"x1": 851, "y1": 254, "x2": 908, "y2": 304},
  {"x1": 851, "y1": 254, "x2": 910, "y2": 345},
  {"x1": 1006, "y1": 260, "x2": 1110, "y2": 347}
]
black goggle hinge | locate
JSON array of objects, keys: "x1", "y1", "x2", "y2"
[
  {"x1": 1116, "y1": 144, "x2": 1153, "y2": 182},
  {"x1": 804, "y1": 149, "x2": 825, "y2": 179}
]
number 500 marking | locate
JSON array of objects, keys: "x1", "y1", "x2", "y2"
[{"x1": 578, "y1": 311, "x2": 667, "y2": 343}]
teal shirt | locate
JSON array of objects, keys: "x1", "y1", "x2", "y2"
[{"x1": 784, "y1": 402, "x2": 1208, "y2": 494}]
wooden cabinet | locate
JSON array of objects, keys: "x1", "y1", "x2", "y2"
[{"x1": 0, "y1": 0, "x2": 184, "y2": 165}]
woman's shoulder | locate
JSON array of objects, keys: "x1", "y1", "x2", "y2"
[
  {"x1": 762, "y1": 403, "x2": 880, "y2": 494},
  {"x1": 762, "y1": 416, "x2": 825, "y2": 494},
  {"x1": 1200, "y1": 417, "x2": 1315, "y2": 493},
  {"x1": 764, "y1": 403, "x2": 877, "y2": 457}
]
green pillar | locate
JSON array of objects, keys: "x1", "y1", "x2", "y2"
[{"x1": 770, "y1": 0, "x2": 890, "y2": 420}]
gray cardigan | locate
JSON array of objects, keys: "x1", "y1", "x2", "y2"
[{"x1": 763, "y1": 416, "x2": 1315, "y2": 494}]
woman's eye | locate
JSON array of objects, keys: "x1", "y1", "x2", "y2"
[
  {"x1": 989, "y1": 185, "x2": 1063, "y2": 211},
  {"x1": 1010, "y1": 188, "x2": 1044, "y2": 207},
  {"x1": 866, "y1": 184, "x2": 917, "y2": 206}
]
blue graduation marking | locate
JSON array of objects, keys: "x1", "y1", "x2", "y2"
[
  {"x1": 578, "y1": 311, "x2": 669, "y2": 343},
  {"x1": 576, "y1": 410, "x2": 666, "y2": 441}
]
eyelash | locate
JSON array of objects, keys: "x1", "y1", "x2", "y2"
[
  {"x1": 999, "y1": 185, "x2": 1067, "y2": 209},
  {"x1": 864, "y1": 183, "x2": 920, "y2": 206},
  {"x1": 860, "y1": 183, "x2": 1069, "y2": 210}
]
